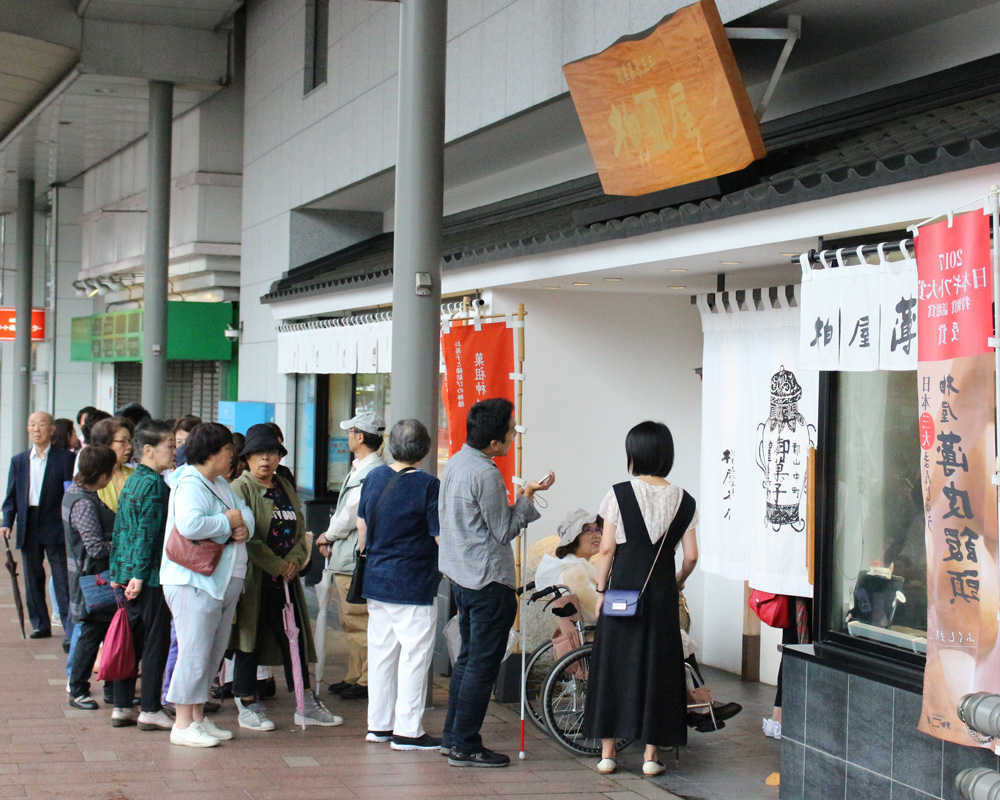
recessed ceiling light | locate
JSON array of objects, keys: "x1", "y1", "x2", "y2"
[
  {"x1": 544, "y1": 286, "x2": 561, "y2": 290},
  {"x1": 668, "y1": 285, "x2": 686, "y2": 290},
  {"x1": 572, "y1": 282, "x2": 590, "y2": 287},
  {"x1": 719, "y1": 260, "x2": 741, "y2": 265},
  {"x1": 603, "y1": 277, "x2": 623, "y2": 282},
  {"x1": 668, "y1": 268, "x2": 687, "y2": 273}
]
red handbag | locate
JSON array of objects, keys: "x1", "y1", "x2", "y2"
[
  {"x1": 97, "y1": 597, "x2": 137, "y2": 682},
  {"x1": 748, "y1": 590, "x2": 790, "y2": 628}
]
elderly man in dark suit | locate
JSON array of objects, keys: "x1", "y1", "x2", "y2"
[{"x1": 1, "y1": 411, "x2": 76, "y2": 642}]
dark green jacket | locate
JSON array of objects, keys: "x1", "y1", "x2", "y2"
[
  {"x1": 228, "y1": 473, "x2": 316, "y2": 665},
  {"x1": 109, "y1": 465, "x2": 170, "y2": 588}
]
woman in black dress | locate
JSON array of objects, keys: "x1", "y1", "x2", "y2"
[{"x1": 583, "y1": 421, "x2": 698, "y2": 776}]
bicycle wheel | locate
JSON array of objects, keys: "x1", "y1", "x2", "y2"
[
  {"x1": 541, "y1": 645, "x2": 633, "y2": 756},
  {"x1": 523, "y1": 640, "x2": 555, "y2": 732}
]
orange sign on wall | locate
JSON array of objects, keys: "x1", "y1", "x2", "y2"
[
  {"x1": 0, "y1": 308, "x2": 46, "y2": 341},
  {"x1": 562, "y1": 0, "x2": 766, "y2": 197}
]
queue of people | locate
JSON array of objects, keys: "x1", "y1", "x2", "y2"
[{"x1": 3, "y1": 396, "x2": 745, "y2": 779}]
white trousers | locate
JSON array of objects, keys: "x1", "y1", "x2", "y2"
[
  {"x1": 367, "y1": 598, "x2": 437, "y2": 738},
  {"x1": 164, "y1": 579, "x2": 243, "y2": 705}
]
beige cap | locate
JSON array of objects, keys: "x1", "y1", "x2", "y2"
[{"x1": 557, "y1": 508, "x2": 598, "y2": 548}]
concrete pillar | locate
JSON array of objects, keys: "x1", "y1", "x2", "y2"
[
  {"x1": 390, "y1": 0, "x2": 447, "y2": 471},
  {"x1": 12, "y1": 179, "x2": 34, "y2": 453},
  {"x1": 142, "y1": 80, "x2": 173, "y2": 418}
]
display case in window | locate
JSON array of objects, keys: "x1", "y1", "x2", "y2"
[{"x1": 818, "y1": 370, "x2": 927, "y2": 667}]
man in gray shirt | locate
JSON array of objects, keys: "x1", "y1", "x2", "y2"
[{"x1": 438, "y1": 398, "x2": 553, "y2": 767}]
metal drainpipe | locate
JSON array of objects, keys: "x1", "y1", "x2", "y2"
[
  {"x1": 12, "y1": 179, "x2": 34, "y2": 453},
  {"x1": 142, "y1": 80, "x2": 173, "y2": 419},
  {"x1": 389, "y1": 0, "x2": 447, "y2": 471}
]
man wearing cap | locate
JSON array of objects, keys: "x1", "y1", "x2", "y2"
[{"x1": 317, "y1": 410, "x2": 386, "y2": 701}]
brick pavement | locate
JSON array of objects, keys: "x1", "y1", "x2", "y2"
[{"x1": 0, "y1": 577, "x2": 683, "y2": 800}]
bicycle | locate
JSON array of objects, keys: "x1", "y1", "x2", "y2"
[{"x1": 522, "y1": 583, "x2": 634, "y2": 756}]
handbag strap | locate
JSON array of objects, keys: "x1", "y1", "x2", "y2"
[
  {"x1": 610, "y1": 482, "x2": 695, "y2": 599},
  {"x1": 363, "y1": 467, "x2": 415, "y2": 552}
]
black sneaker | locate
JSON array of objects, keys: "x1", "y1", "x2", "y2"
[
  {"x1": 69, "y1": 695, "x2": 98, "y2": 710},
  {"x1": 391, "y1": 733, "x2": 442, "y2": 751},
  {"x1": 448, "y1": 747, "x2": 511, "y2": 768},
  {"x1": 328, "y1": 681, "x2": 352, "y2": 695}
]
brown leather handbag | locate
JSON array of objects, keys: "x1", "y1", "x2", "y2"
[{"x1": 164, "y1": 526, "x2": 225, "y2": 576}]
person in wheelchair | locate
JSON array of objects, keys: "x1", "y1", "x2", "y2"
[{"x1": 534, "y1": 509, "x2": 602, "y2": 624}]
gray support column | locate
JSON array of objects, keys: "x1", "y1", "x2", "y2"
[
  {"x1": 390, "y1": 0, "x2": 447, "y2": 470},
  {"x1": 12, "y1": 179, "x2": 34, "y2": 453},
  {"x1": 142, "y1": 80, "x2": 173, "y2": 418}
]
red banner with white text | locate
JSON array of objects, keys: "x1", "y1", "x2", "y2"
[
  {"x1": 441, "y1": 322, "x2": 516, "y2": 496},
  {"x1": 916, "y1": 212, "x2": 1000, "y2": 748}
]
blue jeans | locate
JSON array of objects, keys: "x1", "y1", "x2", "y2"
[{"x1": 443, "y1": 582, "x2": 517, "y2": 753}]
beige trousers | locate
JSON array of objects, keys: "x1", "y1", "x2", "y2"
[{"x1": 334, "y1": 573, "x2": 369, "y2": 686}]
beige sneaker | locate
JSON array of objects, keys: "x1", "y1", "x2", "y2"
[
  {"x1": 137, "y1": 709, "x2": 173, "y2": 731},
  {"x1": 111, "y1": 707, "x2": 138, "y2": 728},
  {"x1": 170, "y1": 721, "x2": 220, "y2": 748}
]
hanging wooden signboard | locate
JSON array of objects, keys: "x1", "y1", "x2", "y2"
[{"x1": 562, "y1": 0, "x2": 765, "y2": 197}]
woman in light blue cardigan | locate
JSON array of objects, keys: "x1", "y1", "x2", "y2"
[{"x1": 160, "y1": 423, "x2": 254, "y2": 748}]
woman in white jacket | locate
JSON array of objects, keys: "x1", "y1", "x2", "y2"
[{"x1": 160, "y1": 423, "x2": 254, "y2": 748}]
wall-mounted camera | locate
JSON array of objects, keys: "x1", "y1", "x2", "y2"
[{"x1": 224, "y1": 323, "x2": 241, "y2": 342}]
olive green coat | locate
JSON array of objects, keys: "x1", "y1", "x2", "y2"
[{"x1": 228, "y1": 473, "x2": 317, "y2": 665}]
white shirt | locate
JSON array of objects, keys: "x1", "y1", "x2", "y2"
[
  {"x1": 599, "y1": 479, "x2": 699, "y2": 545},
  {"x1": 28, "y1": 445, "x2": 50, "y2": 507}
]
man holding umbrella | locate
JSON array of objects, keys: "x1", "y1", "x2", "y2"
[{"x1": 1, "y1": 411, "x2": 76, "y2": 644}]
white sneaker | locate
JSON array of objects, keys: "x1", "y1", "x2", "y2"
[
  {"x1": 762, "y1": 717, "x2": 782, "y2": 740},
  {"x1": 170, "y1": 721, "x2": 220, "y2": 748},
  {"x1": 137, "y1": 710, "x2": 173, "y2": 731},
  {"x1": 295, "y1": 695, "x2": 343, "y2": 727},
  {"x1": 236, "y1": 698, "x2": 275, "y2": 731},
  {"x1": 200, "y1": 716, "x2": 233, "y2": 741}
]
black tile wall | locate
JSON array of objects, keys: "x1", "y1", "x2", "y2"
[
  {"x1": 787, "y1": 657, "x2": 998, "y2": 800},
  {"x1": 846, "y1": 673, "x2": 894, "y2": 776},
  {"x1": 782, "y1": 655, "x2": 806, "y2": 743},
  {"x1": 780, "y1": 738, "x2": 804, "y2": 800},
  {"x1": 892, "y1": 687, "x2": 943, "y2": 797},
  {"x1": 805, "y1": 662, "x2": 849, "y2": 759},
  {"x1": 846, "y1": 764, "x2": 892, "y2": 800},
  {"x1": 803, "y1": 747, "x2": 846, "y2": 798}
]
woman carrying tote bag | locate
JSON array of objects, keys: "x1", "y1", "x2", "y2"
[{"x1": 160, "y1": 423, "x2": 254, "y2": 748}]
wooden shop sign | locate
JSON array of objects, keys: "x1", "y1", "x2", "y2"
[{"x1": 563, "y1": 0, "x2": 765, "y2": 197}]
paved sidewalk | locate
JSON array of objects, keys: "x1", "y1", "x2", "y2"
[{"x1": 0, "y1": 577, "x2": 685, "y2": 800}]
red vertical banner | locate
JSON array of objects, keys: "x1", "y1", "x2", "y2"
[
  {"x1": 916, "y1": 211, "x2": 1000, "y2": 748},
  {"x1": 441, "y1": 322, "x2": 516, "y2": 494}
]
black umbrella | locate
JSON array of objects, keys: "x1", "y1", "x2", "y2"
[{"x1": 4, "y1": 537, "x2": 25, "y2": 638}]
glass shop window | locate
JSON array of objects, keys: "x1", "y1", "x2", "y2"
[{"x1": 827, "y1": 370, "x2": 926, "y2": 654}]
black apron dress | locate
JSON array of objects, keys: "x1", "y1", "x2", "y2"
[{"x1": 583, "y1": 481, "x2": 696, "y2": 748}]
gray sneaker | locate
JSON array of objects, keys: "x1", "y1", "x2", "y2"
[
  {"x1": 236, "y1": 698, "x2": 275, "y2": 731},
  {"x1": 295, "y1": 694, "x2": 343, "y2": 727}
]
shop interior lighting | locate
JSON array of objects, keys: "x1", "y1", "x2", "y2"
[
  {"x1": 603, "y1": 277, "x2": 623, "y2": 282},
  {"x1": 779, "y1": 252, "x2": 799, "y2": 257},
  {"x1": 544, "y1": 286, "x2": 561, "y2": 290},
  {"x1": 668, "y1": 285, "x2": 686, "y2": 290},
  {"x1": 668, "y1": 268, "x2": 687, "y2": 272},
  {"x1": 572, "y1": 282, "x2": 590, "y2": 287},
  {"x1": 719, "y1": 260, "x2": 742, "y2": 265}
]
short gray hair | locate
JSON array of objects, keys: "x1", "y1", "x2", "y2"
[{"x1": 388, "y1": 418, "x2": 431, "y2": 465}]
